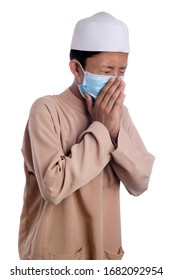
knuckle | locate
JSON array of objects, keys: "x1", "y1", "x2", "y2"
[
  {"x1": 104, "y1": 107, "x2": 110, "y2": 115},
  {"x1": 99, "y1": 102, "x2": 105, "y2": 111}
]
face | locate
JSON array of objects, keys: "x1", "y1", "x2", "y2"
[
  {"x1": 69, "y1": 52, "x2": 128, "y2": 99},
  {"x1": 84, "y1": 52, "x2": 128, "y2": 77}
]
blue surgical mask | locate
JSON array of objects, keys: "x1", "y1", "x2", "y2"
[{"x1": 76, "y1": 64, "x2": 119, "y2": 100}]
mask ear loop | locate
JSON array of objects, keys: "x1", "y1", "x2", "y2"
[
  {"x1": 74, "y1": 80, "x2": 86, "y2": 99},
  {"x1": 74, "y1": 61, "x2": 87, "y2": 99},
  {"x1": 78, "y1": 62, "x2": 85, "y2": 74}
]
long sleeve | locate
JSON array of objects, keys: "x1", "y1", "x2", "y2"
[
  {"x1": 111, "y1": 106, "x2": 155, "y2": 196},
  {"x1": 22, "y1": 100, "x2": 115, "y2": 205}
]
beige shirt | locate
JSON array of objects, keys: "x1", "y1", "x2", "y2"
[{"x1": 18, "y1": 88, "x2": 155, "y2": 260}]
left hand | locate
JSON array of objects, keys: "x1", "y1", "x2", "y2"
[{"x1": 86, "y1": 77, "x2": 126, "y2": 141}]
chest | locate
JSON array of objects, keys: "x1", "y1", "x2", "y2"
[{"x1": 56, "y1": 105, "x2": 91, "y2": 155}]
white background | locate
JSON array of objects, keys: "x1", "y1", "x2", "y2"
[{"x1": 0, "y1": 0, "x2": 173, "y2": 278}]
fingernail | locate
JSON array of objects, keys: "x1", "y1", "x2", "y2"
[{"x1": 109, "y1": 77, "x2": 115, "y2": 83}]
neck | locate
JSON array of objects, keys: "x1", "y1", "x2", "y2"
[{"x1": 69, "y1": 81, "x2": 85, "y2": 101}]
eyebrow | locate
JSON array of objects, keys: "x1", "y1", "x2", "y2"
[{"x1": 100, "y1": 65, "x2": 127, "y2": 70}]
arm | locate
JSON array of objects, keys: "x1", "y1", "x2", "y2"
[
  {"x1": 85, "y1": 78, "x2": 155, "y2": 196},
  {"x1": 22, "y1": 101, "x2": 115, "y2": 205},
  {"x1": 111, "y1": 106, "x2": 155, "y2": 196}
]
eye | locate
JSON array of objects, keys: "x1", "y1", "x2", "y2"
[
  {"x1": 101, "y1": 70, "x2": 111, "y2": 75},
  {"x1": 119, "y1": 67, "x2": 126, "y2": 75},
  {"x1": 119, "y1": 70, "x2": 126, "y2": 75}
]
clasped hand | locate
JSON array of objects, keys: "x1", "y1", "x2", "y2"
[{"x1": 86, "y1": 77, "x2": 126, "y2": 142}]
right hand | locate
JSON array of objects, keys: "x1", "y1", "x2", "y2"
[{"x1": 85, "y1": 77, "x2": 126, "y2": 141}]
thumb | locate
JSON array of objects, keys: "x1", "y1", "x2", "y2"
[{"x1": 85, "y1": 93, "x2": 93, "y2": 115}]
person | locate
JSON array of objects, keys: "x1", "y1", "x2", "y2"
[{"x1": 18, "y1": 11, "x2": 155, "y2": 260}]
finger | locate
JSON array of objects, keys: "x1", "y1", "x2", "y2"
[
  {"x1": 105, "y1": 80, "x2": 125, "y2": 104},
  {"x1": 102, "y1": 81, "x2": 125, "y2": 112},
  {"x1": 85, "y1": 93, "x2": 94, "y2": 115},
  {"x1": 105, "y1": 83, "x2": 125, "y2": 114},
  {"x1": 116, "y1": 92, "x2": 126, "y2": 105},
  {"x1": 97, "y1": 77, "x2": 125, "y2": 106},
  {"x1": 110, "y1": 92, "x2": 126, "y2": 114},
  {"x1": 96, "y1": 77, "x2": 121, "y2": 104}
]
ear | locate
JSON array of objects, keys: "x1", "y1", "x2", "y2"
[{"x1": 69, "y1": 59, "x2": 80, "y2": 76}]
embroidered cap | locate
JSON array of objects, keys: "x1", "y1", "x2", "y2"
[{"x1": 70, "y1": 12, "x2": 130, "y2": 53}]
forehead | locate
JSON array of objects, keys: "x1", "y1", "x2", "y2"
[{"x1": 86, "y1": 52, "x2": 128, "y2": 68}]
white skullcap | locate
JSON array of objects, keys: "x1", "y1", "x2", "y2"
[{"x1": 70, "y1": 12, "x2": 130, "y2": 53}]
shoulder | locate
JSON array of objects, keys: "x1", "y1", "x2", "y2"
[
  {"x1": 29, "y1": 95, "x2": 55, "y2": 114},
  {"x1": 29, "y1": 88, "x2": 70, "y2": 116}
]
